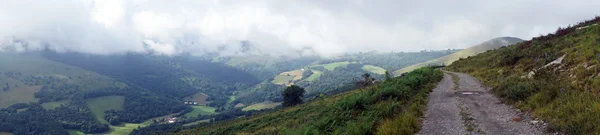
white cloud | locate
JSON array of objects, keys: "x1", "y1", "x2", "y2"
[
  {"x1": 0, "y1": 0, "x2": 599, "y2": 57},
  {"x1": 91, "y1": 0, "x2": 125, "y2": 28}
]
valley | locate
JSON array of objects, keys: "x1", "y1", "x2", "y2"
[
  {"x1": 0, "y1": 8, "x2": 596, "y2": 134},
  {"x1": 0, "y1": 0, "x2": 598, "y2": 134}
]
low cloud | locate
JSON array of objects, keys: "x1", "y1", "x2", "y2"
[{"x1": 0, "y1": 0, "x2": 598, "y2": 57}]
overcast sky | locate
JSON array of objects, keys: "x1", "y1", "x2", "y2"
[{"x1": 0, "y1": 0, "x2": 598, "y2": 57}]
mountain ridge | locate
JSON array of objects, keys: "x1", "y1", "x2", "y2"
[{"x1": 394, "y1": 37, "x2": 523, "y2": 75}]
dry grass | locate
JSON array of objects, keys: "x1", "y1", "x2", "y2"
[
  {"x1": 184, "y1": 92, "x2": 209, "y2": 105},
  {"x1": 0, "y1": 85, "x2": 41, "y2": 108}
]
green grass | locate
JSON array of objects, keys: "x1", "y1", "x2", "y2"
[
  {"x1": 0, "y1": 132, "x2": 14, "y2": 135},
  {"x1": 446, "y1": 20, "x2": 600, "y2": 134},
  {"x1": 305, "y1": 70, "x2": 322, "y2": 81},
  {"x1": 86, "y1": 96, "x2": 125, "y2": 124},
  {"x1": 41, "y1": 100, "x2": 71, "y2": 110},
  {"x1": 176, "y1": 67, "x2": 442, "y2": 135},
  {"x1": 228, "y1": 95, "x2": 236, "y2": 103},
  {"x1": 67, "y1": 130, "x2": 85, "y2": 135},
  {"x1": 183, "y1": 119, "x2": 211, "y2": 127},
  {"x1": 105, "y1": 123, "x2": 147, "y2": 135},
  {"x1": 241, "y1": 101, "x2": 281, "y2": 111},
  {"x1": 362, "y1": 65, "x2": 386, "y2": 75},
  {"x1": 321, "y1": 61, "x2": 351, "y2": 71},
  {"x1": 184, "y1": 106, "x2": 216, "y2": 118},
  {"x1": 69, "y1": 123, "x2": 151, "y2": 135},
  {"x1": 74, "y1": 112, "x2": 184, "y2": 135}
]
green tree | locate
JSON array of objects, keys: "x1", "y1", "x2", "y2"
[
  {"x1": 282, "y1": 85, "x2": 305, "y2": 107},
  {"x1": 384, "y1": 70, "x2": 391, "y2": 81}
]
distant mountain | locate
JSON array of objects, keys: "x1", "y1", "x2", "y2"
[{"x1": 394, "y1": 37, "x2": 523, "y2": 75}]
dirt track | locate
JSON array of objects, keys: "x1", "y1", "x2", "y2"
[{"x1": 418, "y1": 71, "x2": 543, "y2": 135}]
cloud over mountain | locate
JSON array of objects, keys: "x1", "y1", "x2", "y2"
[{"x1": 0, "y1": 0, "x2": 598, "y2": 57}]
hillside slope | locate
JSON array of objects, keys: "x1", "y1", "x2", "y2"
[
  {"x1": 233, "y1": 51, "x2": 457, "y2": 107},
  {"x1": 0, "y1": 52, "x2": 124, "y2": 107},
  {"x1": 394, "y1": 37, "x2": 523, "y2": 75},
  {"x1": 446, "y1": 16, "x2": 600, "y2": 134},
  {"x1": 168, "y1": 67, "x2": 442, "y2": 135}
]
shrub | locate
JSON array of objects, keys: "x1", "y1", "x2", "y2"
[{"x1": 499, "y1": 79, "x2": 536, "y2": 101}]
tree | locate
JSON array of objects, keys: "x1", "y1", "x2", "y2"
[
  {"x1": 2, "y1": 83, "x2": 8, "y2": 91},
  {"x1": 282, "y1": 85, "x2": 305, "y2": 107},
  {"x1": 384, "y1": 70, "x2": 391, "y2": 81},
  {"x1": 362, "y1": 73, "x2": 371, "y2": 81},
  {"x1": 359, "y1": 73, "x2": 373, "y2": 86}
]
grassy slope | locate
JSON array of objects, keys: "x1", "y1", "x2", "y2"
[
  {"x1": 241, "y1": 101, "x2": 281, "y2": 111},
  {"x1": 272, "y1": 69, "x2": 305, "y2": 85},
  {"x1": 184, "y1": 106, "x2": 217, "y2": 117},
  {"x1": 0, "y1": 53, "x2": 125, "y2": 91},
  {"x1": 271, "y1": 75, "x2": 296, "y2": 84},
  {"x1": 362, "y1": 65, "x2": 387, "y2": 75},
  {"x1": 183, "y1": 92, "x2": 209, "y2": 105},
  {"x1": 446, "y1": 17, "x2": 600, "y2": 134},
  {"x1": 321, "y1": 61, "x2": 351, "y2": 71},
  {"x1": 0, "y1": 85, "x2": 41, "y2": 108},
  {"x1": 395, "y1": 37, "x2": 523, "y2": 75},
  {"x1": 305, "y1": 70, "x2": 322, "y2": 81},
  {"x1": 177, "y1": 67, "x2": 442, "y2": 135},
  {"x1": 86, "y1": 96, "x2": 125, "y2": 123},
  {"x1": 0, "y1": 53, "x2": 124, "y2": 107}
]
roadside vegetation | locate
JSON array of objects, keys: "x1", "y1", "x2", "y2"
[
  {"x1": 176, "y1": 67, "x2": 442, "y2": 134},
  {"x1": 447, "y1": 16, "x2": 600, "y2": 134}
]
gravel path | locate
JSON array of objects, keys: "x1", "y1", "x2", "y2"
[
  {"x1": 419, "y1": 73, "x2": 467, "y2": 135},
  {"x1": 418, "y1": 71, "x2": 543, "y2": 135}
]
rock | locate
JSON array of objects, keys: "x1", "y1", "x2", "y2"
[
  {"x1": 527, "y1": 71, "x2": 535, "y2": 79},
  {"x1": 530, "y1": 120, "x2": 539, "y2": 125}
]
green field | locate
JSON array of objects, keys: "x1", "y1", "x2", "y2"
[
  {"x1": 184, "y1": 106, "x2": 216, "y2": 117},
  {"x1": 0, "y1": 132, "x2": 14, "y2": 135},
  {"x1": 271, "y1": 75, "x2": 295, "y2": 84},
  {"x1": 305, "y1": 70, "x2": 322, "y2": 81},
  {"x1": 362, "y1": 65, "x2": 386, "y2": 75},
  {"x1": 241, "y1": 101, "x2": 281, "y2": 111},
  {"x1": 228, "y1": 96, "x2": 236, "y2": 103},
  {"x1": 69, "y1": 123, "x2": 147, "y2": 135},
  {"x1": 321, "y1": 61, "x2": 350, "y2": 71},
  {"x1": 86, "y1": 96, "x2": 125, "y2": 123},
  {"x1": 41, "y1": 100, "x2": 71, "y2": 110},
  {"x1": 183, "y1": 119, "x2": 211, "y2": 127}
]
